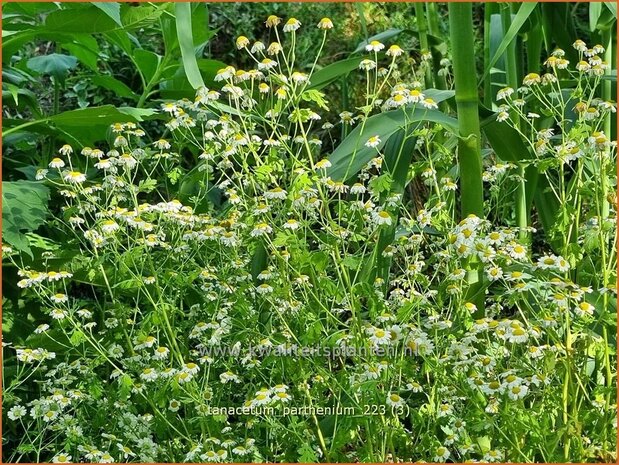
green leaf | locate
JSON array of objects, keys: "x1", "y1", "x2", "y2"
[
  {"x1": 49, "y1": 105, "x2": 156, "y2": 126},
  {"x1": 44, "y1": 5, "x2": 118, "y2": 33},
  {"x1": 297, "y1": 443, "x2": 318, "y2": 463},
  {"x1": 119, "y1": 374, "x2": 133, "y2": 398},
  {"x1": 476, "y1": 436, "x2": 492, "y2": 454},
  {"x1": 134, "y1": 49, "x2": 161, "y2": 84},
  {"x1": 3, "y1": 2, "x2": 58, "y2": 17},
  {"x1": 92, "y1": 2, "x2": 123, "y2": 27},
  {"x1": 301, "y1": 89, "x2": 329, "y2": 111},
  {"x1": 138, "y1": 179, "x2": 158, "y2": 194},
  {"x1": 120, "y1": 3, "x2": 164, "y2": 30},
  {"x1": 605, "y1": 2, "x2": 617, "y2": 19},
  {"x1": 60, "y1": 34, "x2": 101, "y2": 72},
  {"x1": 5, "y1": 106, "x2": 158, "y2": 146},
  {"x1": 481, "y1": 2, "x2": 537, "y2": 83},
  {"x1": 90, "y1": 75, "x2": 138, "y2": 99},
  {"x1": 592, "y1": 3, "x2": 618, "y2": 31},
  {"x1": 479, "y1": 105, "x2": 561, "y2": 252},
  {"x1": 70, "y1": 330, "x2": 87, "y2": 346},
  {"x1": 2, "y1": 180, "x2": 50, "y2": 257},
  {"x1": 590, "y1": 2, "x2": 603, "y2": 30},
  {"x1": 308, "y1": 56, "x2": 363, "y2": 90},
  {"x1": 354, "y1": 28, "x2": 406, "y2": 53},
  {"x1": 327, "y1": 92, "x2": 458, "y2": 181},
  {"x1": 175, "y1": 2, "x2": 205, "y2": 89},
  {"x1": 43, "y1": 3, "x2": 163, "y2": 34},
  {"x1": 26, "y1": 53, "x2": 78, "y2": 85},
  {"x1": 251, "y1": 241, "x2": 268, "y2": 282}
]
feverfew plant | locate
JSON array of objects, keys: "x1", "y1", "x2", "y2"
[{"x1": 3, "y1": 19, "x2": 616, "y2": 464}]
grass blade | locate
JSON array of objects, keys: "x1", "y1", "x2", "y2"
[{"x1": 175, "y1": 2, "x2": 204, "y2": 89}]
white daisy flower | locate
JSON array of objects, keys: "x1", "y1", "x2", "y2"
[
  {"x1": 365, "y1": 135, "x2": 381, "y2": 148},
  {"x1": 264, "y1": 187, "x2": 287, "y2": 200},
  {"x1": 283, "y1": 18, "x2": 301, "y2": 32},
  {"x1": 7, "y1": 405, "x2": 27, "y2": 420},
  {"x1": 372, "y1": 210, "x2": 393, "y2": 226},
  {"x1": 386, "y1": 393, "x2": 404, "y2": 408},
  {"x1": 365, "y1": 40, "x2": 385, "y2": 52},
  {"x1": 317, "y1": 17, "x2": 334, "y2": 30},
  {"x1": 63, "y1": 171, "x2": 86, "y2": 183},
  {"x1": 433, "y1": 446, "x2": 450, "y2": 462},
  {"x1": 49, "y1": 158, "x2": 65, "y2": 169},
  {"x1": 52, "y1": 453, "x2": 72, "y2": 463}
]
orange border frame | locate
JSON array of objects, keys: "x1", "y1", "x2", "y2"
[{"x1": 0, "y1": 1, "x2": 617, "y2": 464}]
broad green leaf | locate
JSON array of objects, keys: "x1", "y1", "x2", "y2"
[
  {"x1": 309, "y1": 57, "x2": 363, "y2": 90},
  {"x1": 60, "y1": 34, "x2": 101, "y2": 71},
  {"x1": 44, "y1": 3, "x2": 163, "y2": 34},
  {"x1": 44, "y1": 5, "x2": 118, "y2": 33},
  {"x1": 121, "y1": 3, "x2": 165, "y2": 30},
  {"x1": 480, "y1": 108, "x2": 538, "y2": 208},
  {"x1": 104, "y1": 30, "x2": 134, "y2": 55},
  {"x1": 251, "y1": 241, "x2": 268, "y2": 282},
  {"x1": 161, "y1": 58, "x2": 227, "y2": 95},
  {"x1": 590, "y1": 2, "x2": 603, "y2": 30},
  {"x1": 3, "y1": 2, "x2": 59, "y2": 16},
  {"x1": 3, "y1": 67, "x2": 38, "y2": 86},
  {"x1": 355, "y1": 3, "x2": 369, "y2": 40},
  {"x1": 49, "y1": 105, "x2": 156, "y2": 126},
  {"x1": 327, "y1": 91, "x2": 457, "y2": 181},
  {"x1": 5, "y1": 106, "x2": 158, "y2": 146},
  {"x1": 2, "y1": 85, "x2": 40, "y2": 115},
  {"x1": 92, "y1": 2, "x2": 122, "y2": 26},
  {"x1": 605, "y1": 2, "x2": 617, "y2": 19},
  {"x1": 134, "y1": 49, "x2": 161, "y2": 84},
  {"x1": 26, "y1": 53, "x2": 78, "y2": 85},
  {"x1": 370, "y1": 128, "x2": 418, "y2": 287},
  {"x1": 2, "y1": 180, "x2": 50, "y2": 257},
  {"x1": 592, "y1": 3, "x2": 618, "y2": 31},
  {"x1": 482, "y1": 2, "x2": 537, "y2": 83},
  {"x1": 175, "y1": 2, "x2": 205, "y2": 89},
  {"x1": 190, "y1": 3, "x2": 212, "y2": 52},
  {"x1": 487, "y1": 13, "x2": 507, "y2": 98},
  {"x1": 90, "y1": 76, "x2": 138, "y2": 99}
]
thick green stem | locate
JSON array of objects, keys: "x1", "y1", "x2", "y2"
[
  {"x1": 449, "y1": 3, "x2": 484, "y2": 218},
  {"x1": 502, "y1": 5, "x2": 528, "y2": 242},
  {"x1": 449, "y1": 2, "x2": 485, "y2": 313}
]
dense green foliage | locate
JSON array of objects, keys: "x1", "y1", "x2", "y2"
[{"x1": 2, "y1": 2, "x2": 617, "y2": 463}]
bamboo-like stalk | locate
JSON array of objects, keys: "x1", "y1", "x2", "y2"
[
  {"x1": 501, "y1": 4, "x2": 528, "y2": 243},
  {"x1": 449, "y1": 2, "x2": 485, "y2": 313},
  {"x1": 415, "y1": 2, "x2": 433, "y2": 88},
  {"x1": 483, "y1": 2, "x2": 497, "y2": 107},
  {"x1": 449, "y1": 2, "x2": 484, "y2": 218},
  {"x1": 426, "y1": 3, "x2": 449, "y2": 113},
  {"x1": 426, "y1": 2, "x2": 440, "y2": 36}
]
